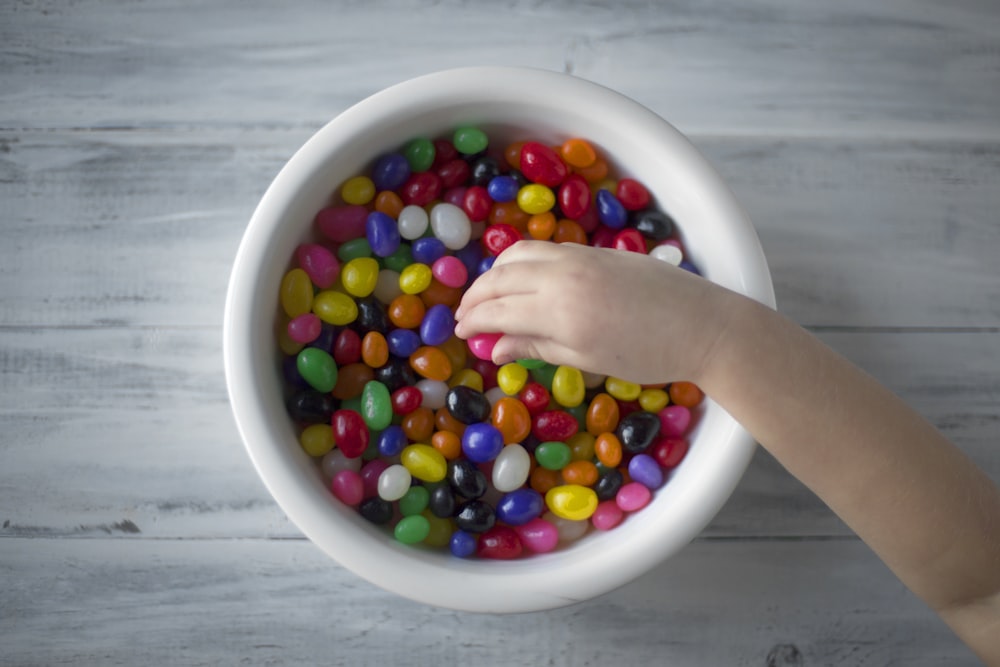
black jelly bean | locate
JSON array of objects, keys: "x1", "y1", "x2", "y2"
[
  {"x1": 455, "y1": 499, "x2": 496, "y2": 533},
  {"x1": 307, "y1": 322, "x2": 338, "y2": 353},
  {"x1": 629, "y1": 209, "x2": 674, "y2": 242},
  {"x1": 353, "y1": 297, "x2": 390, "y2": 334},
  {"x1": 445, "y1": 386, "x2": 492, "y2": 425},
  {"x1": 282, "y1": 355, "x2": 310, "y2": 390},
  {"x1": 286, "y1": 390, "x2": 338, "y2": 423},
  {"x1": 428, "y1": 484, "x2": 457, "y2": 518},
  {"x1": 448, "y1": 459, "x2": 488, "y2": 499},
  {"x1": 374, "y1": 358, "x2": 418, "y2": 393},
  {"x1": 616, "y1": 411, "x2": 662, "y2": 453},
  {"x1": 358, "y1": 497, "x2": 394, "y2": 525},
  {"x1": 595, "y1": 468, "x2": 624, "y2": 501},
  {"x1": 468, "y1": 155, "x2": 502, "y2": 187}
]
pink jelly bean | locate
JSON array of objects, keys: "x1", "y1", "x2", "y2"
[
  {"x1": 513, "y1": 517, "x2": 559, "y2": 553},
  {"x1": 431, "y1": 255, "x2": 468, "y2": 288},
  {"x1": 467, "y1": 332, "x2": 503, "y2": 361},
  {"x1": 360, "y1": 459, "x2": 390, "y2": 498},
  {"x1": 591, "y1": 500, "x2": 624, "y2": 531},
  {"x1": 287, "y1": 313, "x2": 322, "y2": 344},
  {"x1": 315, "y1": 204, "x2": 368, "y2": 243},
  {"x1": 331, "y1": 470, "x2": 364, "y2": 506},
  {"x1": 616, "y1": 482, "x2": 652, "y2": 512},
  {"x1": 295, "y1": 243, "x2": 340, "y2": 288},
  {"x1": 658, "y1": 405, "x2": 692, "y2": 437}
]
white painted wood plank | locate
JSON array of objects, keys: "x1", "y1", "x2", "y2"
[
  {"x1": 0, "y1": 537, "x2": 979, "y2": 666},
  {"x1": 2, "y1": 131, "x2": 998, "y2": 328},
  {"x1": 2, "y1": 0, "x2": 998, "y2": 138}
]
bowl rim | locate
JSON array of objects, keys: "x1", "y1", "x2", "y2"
[{"x1": 224, "y1": 66, "x2": 775, "y2": 613}]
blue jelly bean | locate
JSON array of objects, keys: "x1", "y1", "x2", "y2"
[
  {"x1": 387, "y1": 328, "x2": 421, "y2": 358},
  {"x1": 449, "y1": 530, "x2": 478, "y2": 558},
  {"x1": 477, "y1": 256, "x2": 496, "y2": 276},
  {"x1": 455, "y1": 242, "x2": 483, "y2": 278},
  {"x1": 420, "y1": 303, "x2": 455, "y2": 346},
  {"x1": 596, "y1": 189, "x2": 627, "y2": 229},
  {"x1": 627, "y1": 453, "x2": 664, "y2": 489},
  {"x1": 306, "y1": 322, "x2": 337, "y2": 353},
  {"x1": 679, "y1": 260, "x2": 701, "y2": 276},
  {"x1": 410, "y1": 236, "x2": 447, "y2": 265},
  {"x1": 495, "y1": 488, "x2": 544, "y2": 526},
  {"x1": 366, "y1": 211, "x2": 401, "y2": 258},
  {"x1": 282, "y1": 355, "x2": 310, "y2": 390},
  {"x1": 487, "y1": 175, "x2": 519, "y2": 203},
  {"x1": 371, "y1": 153, "x2": 411, "y2": 191},
  {"x1": 461, "y1": 423, "x2": 504, "y2": 463},
  {"x1": 377, "y1": 425, "x2": 409, "y2": 458}
]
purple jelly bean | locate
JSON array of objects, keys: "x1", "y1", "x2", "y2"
[
  {"x1": 495, "y1": 488, "x2": 544, "y2": 526},
  {"x1": 443, "y1": 186, "x2": 467, "y2": 208},
  {"x1": 411, "y1": 236, "x2": 447, "y2": 265},
  {"x1": 366, "y1": 211, "x2": 401, "y2": 258},
  {"x1": 454, "y1": 242, "x2": 483, "y2": 278},
  {"x1": 596, "y1": 189, "x2": 627, "y2": 229},
  {"x1": 316, "y1": 204, "x2": 368, "y2": 243},
  {"x1": 449, "y1": 530, "x2": 477, "y2": 558},
  {"x1": 627, "y1": 453, "x2": 664, "y2": 490},
  {"x1": 377, "y1": 425, "x2": 408, "y2": 457},
  {"x1": 477, "y1": 256, "x2": 496, "y2": 276},
  {"x1": 461, "y1": 423, "x2": 504, "y2": 463},
  {"x1": 387, "y1": 328, "x2": 421, "y2": 358},
  {"x1": 420, "y1": 303, "x2": 455, "y2": 346},
  {"x1": 282, "y1": 355, "x2": 310, "y2": 390},
  {"x1": 307, "y1": 322, "x2": 337, "y2": 353},
  {"x1": 370, "y1": 153, "x2": 411, "y2": 191}
]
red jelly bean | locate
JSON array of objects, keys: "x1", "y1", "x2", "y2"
[
  {"x1": 360, "y1": 459, "x2": 390, "y2": 498},
  {"x1": 557, "y1": 174, "x2": 591, "y2": 220},
  {"x1": 651, "y1": 436, "x2": 690, "y2": 469},
  {"x1": 315, "y1": 205, "x2": 368, "y2": 243},
  {"x1": 482, "y1": 222, "x2": 522, "y2": 256},
  {"x1": 589, "y1": 224, "x2": 617, "y2": 248},
  {"x1": 333, "y1": 328, "x2": 362, "y2": 365},
  {"x1": 391, "y1": 386, "x2": 423, "y2": 415},
  {"x1": 476, "y1": 525, "x2": 523, "y2": 559},
  {"x1": 532, "y1": 410, "x2": 579, "y2": 441},
  {"x1": 401, "y1": 171, "x2": 442, "y2": 206},
  {"x1": 431, "y1": 138, "x2": 459, "y2": 169},
  {"x1": 520, "y1": 142, "x2": 568, "y2": 187},
  {"x1": 576, "y1": 205, "x2": 600, "y2": 233},
  {"x1": 470, "y1": 358, "x2": 498, "y2": 390},
  {"x1": 616, "y1": 178, "x2": 651, "y2": 211},
  {"x1": 332, "y1": 409, "x2": 369, "y2": 459},
  {"x1": 462, "y1": 186, "x2": 492, "y2": 222},
  {"x1": 613, "y1": 228, "x2": 646, "y2": 253},
  {"x1": 437, "y1": 158, "x2": 470, "y2": 189},
  {"x1": 519, "y1": 381, "x2": 551, "y2": 416}
]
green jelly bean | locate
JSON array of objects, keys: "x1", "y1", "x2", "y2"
[
  {"x1": 296, "y1": 347, "x2": 338, "y2": 393},
  {"x1": 337, "y1": 238, "x2": 373, "y2": 262},
  {"x1": 362, "y1": 430, "x2": 382, "y2": 461},
  {"x1": 535, "y1": 441, "x2": 573, "y2": 471},
  {"x1": 361, "y1": 381, "x2": 393, "y2": 431},
  {"x1": 381, "y1": 243, "x2": 413, "y2": 273},
  {"x1": 566, "y1": 403, "x2": 588, "y2": 431},
  {"x1": 453, "y1": 126, "x2": 489, "y2": 155},
  {"x1": 399, "y1": 486, "x2": 430, "y2": 517},
  {"x1": 516, "y1": 358, "x2": 548, "y2": 369},
  {"x1": 394, "y1": 514, "x2": 431, "y2": 544},
  {"x1": 529, "y1": 363, "x2": 558, "y2": 391},
  {"x1": 403, "y1": 138, "x2": 435, "y2": 173},
  {"x1": 340, "y1": 394, "x2": 363, "y2": 414}
]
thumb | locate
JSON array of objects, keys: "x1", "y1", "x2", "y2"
[{"x1": 491, "y1": 334, "x2": 548, "y2": 367}]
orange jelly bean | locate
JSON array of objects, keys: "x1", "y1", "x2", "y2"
[
  {"x1": 561, "y1": 460, "x2": 599, "y2": 486},
  {"x1": 388, "y1": 294, "x2": 426, "y2": 329},
  {"x1": 490, "y1": 397, "x2": 532, "y2": 444},
  {"x1": 331, "y1": 363, "x2": 374, "y2": 400},
  {"x1": 586, "y1": 393, "x2": 620, "y2": 435},
  {"x1": 437, "y1": 335, "x2": 468, "y2": 373},
  {"x1": 361, "y1": 331, "x2": 389, "y2": 368},
  {"x1": 503, "y1": 141, "x2": 526, "y2": 170},
  {"x1": 420, "y1": 278, "x2": 463, "y2": 308},
  {"x1": 669, "y1": 381, "x2": 704, "y2": 407},
  {"x1": 431, "y1": 430, "x2": 462, "y2": 461},
  {"x1": 527, "y1": 211, "x2": 556, "y2": 240},
  {"x1": 434, "y1": 407, "x2": 467, "y2": 437},
  {"x1": 594, "y1": 432, "x2": 624, "y2": 468},
  {"x1": 401, "y1": 407, "x2": 435, "y2": 442},
  {"x1": 374, "y1": 190, "x2": 404, "y2": 219},
  {"x1": 560, "y1": 138, "x2": 597, "y2": 168},
  {"x1": 575, "y1": 157, "x2": 609, "y2": 183},
  {"x1": 553, "y1": 219, "x2": 587, "y2": 245},
  {"x1": 529, "y1": 466, "x2": 562, "y2": 495},
  {"x1": 488, "y1": 200, "x2": 530, "y2": 231},
  {"x1": 410, "y1": 346, "x2": 453, "y2": 381}
]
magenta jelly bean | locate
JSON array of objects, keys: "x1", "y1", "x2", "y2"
[
  {"x1": 616, "y1": 482, "x2": 652, "y2": 512},
  {"x1": 659, "y1": 405, "x2": 692, "y2": 437},
  {"x1": 287, "y1": 313, "x2": 322, "y2": 344},
  {"x1": 315, "y1": 204, "x2": 368, "y2": 243},
  {"x1": 627, "y1": 453, "x2": 664, "y2": 489},
  {"x1": 331, "y1": 409, "x2": 369, "y2": 458},
  {"x1": 513, "y1": 517, "x2": 560, "y2": 553},
  {"x1": 591, "y1": 500, "x2": 624, "y2": 531},
  {"x1": 331, "y1": 469, "x2": 364, "y2": 506},
  {"x1": 431, "y1": 255, "x2": 468, "y2": 288},
  {"x1": 295, "y1": 243, "x2": 340, "y2": 289},
  {"x1": 467, "y1": 332, "x2": 502, "y2": 361},
  {"x1": 360, "y1": 458, "x2": 390, "y2": 498}
]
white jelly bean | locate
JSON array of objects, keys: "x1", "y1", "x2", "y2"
[
  {"x1": 544, "y1": 511, "x2": 591, "y2": 543},
  {"x1": 430, "y1": 202, "x2": 472, "y2": 250},
  {"x1": 416, "y1": 379, "x2": 449, "y2": 410},
  {"x1": 397, "y1": 205, "x2": 429, "y2": 240},
  {"x1": 484, "y1": 386, "x2": 508, "y2": 406},
  {"x1": 373, "y1": 269, "x2": 403, "y2": 304},
  {"x1": 377, "y1": 464, "x2": 412, "y2": 502},
  {"x1": 492, "y1": 443, "x2": 531, "y2": 493},
  {"x1": 649, "y1": 243, "x2": 683, "y2": 266},
  {"x1": 320, "y1": 448, "x2": 362, "y2": 481},
  {"x1": 581, "y1": 370, "x2": 608, "y2": 389}
]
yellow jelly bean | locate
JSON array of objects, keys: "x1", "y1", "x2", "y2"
[
  {"x1": 551, "y1": 365, "x2": 585, "y2": 408},
  {"x1": 448, "y1": 368, "x2": 484, "y2": 392},
  {"x1": 400, "y1": 444, "x2": 447, "y2": 482},
  {"x1": 545, "y1": 484, "x2": 599, "y2": 521},
  {"x1": 277, "y1": 320, "x2": 304, "y2": 356},
  {"x1": 340, "y1": 257, "x2": 380, "y2": 297},
  {"x1": 280, "y1": 268, "x2": 314, "y2": 318},
  {"x1": 341, "y1": 175, "x2": 376, "y2": 205},
  {"x1": 399, "y1": 263, "x2": 433, "y2": 295},
  {"x1": 300, "y1": 424, "x2": 334, "y2": 457},
  {"x1": 638, "y1": 388, "x2": 670, "y2": 412},
  {"x1": 422, "y1": 510, "x2": 454, "y2": 548},
  {"x1": 516, "y1": 183, "x2": 555, "y2": 215},
  {"x1": 497, "y1": 362, "x2": 529, "y2": 395},
  {"x1": 312, "y1": 290, "x2": 358, "y2": 325},
  {"x1": 605, "y1": 376, "x2": 642, "y2": 401},
  {"x1": 567, "y1": 432, "x2": 596, "y2": 461}
]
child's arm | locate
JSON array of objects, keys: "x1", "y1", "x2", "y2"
[{"x1": 454, "y1": 241, "x2": 1000, "y2": 663}]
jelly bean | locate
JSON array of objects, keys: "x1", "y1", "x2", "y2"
[
  {"x1": 331, "y1": 409, "x2": 369, "y2": 459},
  {"x1": 616, "y1": 178, "x2": 651, "y2": 210},
  {"x1": 616, "y1": 482, "x2": 652, "y2": 512},
  {"x1": 420, "y1": 278, "x2": 463, "y2": 309},
  {"x1": 286, "y1": 390, "x2": 337, "y2": 424},
  {"x1": 365, "y1": 211, "x2": 401, "y2": 258},
  {"x1": 518, "y1": 381, "x2": 550, "y2": 416},
  {"x1": 552, "y1": 219, "x2": 587, "y2": 245},
  {"x1": 277, "y1": 323, "x2": 305, "y2": 356},
  {"x1": 313, "y1": 290, "x2": 359, "y2": 326},
  {"x1": 397, "y1": 204, "x2": 429, "y2": 241},
  {"x1": 487, "y1": 175, "x2": 518, "y2": 203},
  {"x1": 591, "y1": 500, "x2": 624, "y2": 531},
  {"x1": 399, "y1": 485, "x2": 430, "y2": 517},
  {"x1": 360, "y1": 380, "x2": 393, "y2": 431},
  {"x1": 337, "y1": 237, "x2": 373, "y2": 262},
  {"x1": 422, "y1": 511, "x2": 454, "y2": 547},
  {"x1": 658, "y1": 404, "x2": 692, "y2": 437},
  {"x1": 316, "y1": 204, "x2": 368, "y2": 243},
  {"x1": 527, "y1": 466, "x2": 559, "y2": 495},
  {"x1": 377, "y1": 425, "x2": 408, "y2": 457},
  {"x1": 449, "y1": 529, "x2": 478, "y2": 557},
  {"x1": 519, "y1": 141, "x2": 567, "y2": 187},
  {"x1": 573, "y1": 156, "x2": 609, "y2": 183},
  {"x1": 470, "y1": 356, "x2": 498, "y2": 390},
  {"x1": 613, "y1": 228, "x2": 646, "y2": 253},
  {"x1": 490, "y1": 397, "x2": 531, "y2": 445},
  {"x1": 488, "y1": 200, "x2": 530, "y2": 229},
  {"x1": 431, "y1": 429, "x2": 462, "y2": 461},
  {"x1": 411, "y1": 236, "x2": 447, "y2": 265},
  {"x1": 403, "y1": 137, "x2": 435, "y2": 172},
  {"x1": 559, "y1": 138, "x2": 597, "y2": 168},
  {"x1": 300, "y1": 423, "x2": 335, "y2": 457},
  {"x1": 496, "y1": 362, "x2": 529, "y2": 396},
  {"x1": 477, "y1": 256, "x2": 495, "y2": 275},
  {"x1": 628, "y1": 453, "x2": 664, "y2": 489},
  {"x1": 280, "y1": 268, "x2": 313, "y2": 318},
  {"x1": 631, "y1": 209, "x2": 674, "y2": 241},
  {"x1": 341, "y1": 175, "x2": 376, "y2": 205},
  {"x1": 295, "y1": 244, "x2": 340, "y2": 289},
  {"x1": 513, "y1": 517, "x2": 559, "y2": 553},
  {"x1": 491, "y1": 443, "x2": 531, "y2": 492},
  {"x1": 651, "y1": 436, "x2": 689, "y2": 469},
  {"x1": 495, "y1": 488, "x2": 544, "y2": 526},
  {"x1": 437, "y1": 158, "x2": 471, "y2": 189},
  {"x1": 461, "y1": 423, "x2": 504, "y2": 464},
  {"x1": 638, "y1": 388, "x2": 670, "y2": 413},
  {"x1": 481, "y1": 222, "x2": 522, "y2": 257},
  {"x1": 394, "y1": 514, "x2": 431, "y2": 544},
  {"x1": 669, "y1": 381, "x2": 704, "y2": 407},
  {"x1": 332, "y1": 329, "x2": 361, "y2": 366},
  {"x1": 443, "y1": 185, "x2": 467, "y2": 207},
  {"x1": 409, "y1": 345, "x2": 452, "y2": 382},
  {"x1": 502, "y1": 141, "x2": 525, "y2": 169},
  {"x1": 321, "y1": 447, "x2": 362, "y2": 480},
  {"x1": 388, "y1": 294, "x2": 426, "y2": 329},
  {"x1": 545, "y1": 484, "x2": 598, "y2": 521},
  {"x1": 534, "y1": 441, "x2": 572, "y2": 471},
  {"x1": 595, "y1": 189, "x2": 627, "y2": 229},
  {"x1": 561, "y1": 460, "x2": 599, "y2": 487},
  {"x1": 287, "y1": 313, "x2": 322, "y2": 344},
  {"x1": 616, "y1": 411, "x2": 662, "y2": 453},
  {"x1": 361, "y1": 331, "x2": 389, "y2": 368},
  {"x1": 455, "y1": 499, "x2": 495, "y2": 533},
  {"x1": 435, "y1": 407, "x2": 467, "y2": 437},
  {"x1": 567, "y1": 431, "x2": 596, "y2": 461},
  {"x1": 371, "y1": 152, "x2": 411, "y2": 191},
  {"x1": 401, "y1": 444, "x2": 448, "y2": 483},
  {"x1": 377, "y1": 463, "x2": 412, "y2": 502},
  {"x1": 331, "y1": 470, "x2": 364, "y2": 506},
  {"x1": 416, "y1": 378, "x2": 449, "y2": 410},
  {"x1": 382, "y1": 244, "x2": 414, "y2": 274},
  {"x1": 605, "y1": 376, "x2": 642, "y2": 401},
  {"x1": 282, "y1": 355, "x2": 309, "y2": 390},
  {"x1": 556, "y1": 173, "x2": 591, "y2": 220},
  {"x1": 467, "y1": 332, "x2": 502, "y2": 362},
  {"x1": 296, "y1": 347, "x2": 338, "y2": 393},
  {"x1": 594, "y1": 467, "x2": 624, "y2": 501},
  {"x1": 360, "y1": 458, "x2": 390, "y2": 498},
  {"x1": 586, "y1": 393, "x2": 620, "y2": 435},
  {"x1": 453, "y1": 126, "x2": 489, "y2": 155},
  {"x1": 462, "y1": 185, "x2": 492, "y2": 222},
  {"x1": 374, "y1": 269, "x2": 403, "y2": 304},
  {"x1": 594, "y1": 432, "x2": 624, "y2": 468},
  {"x1": 516, "y1": 183, "x2": 555, "y2": 215},
  {"x1": 445, "y1": 385, "x2": 491, "y2": 424},
  {"x1": 419, "y1": 303, "x2": 455, "y2": 346},
  {"x1": 476, "y1": 525, "x2": 524, "y2": 560},
  {"x1": 532, "y1": 410, "x2": 578, "y2": 441},
  {"x1": 649, "y1": 243, "x2": 683, "y2": 265},
  {"x1": 387, "y1": 328, "x2": 421, "y2": 358},
  {"x1": 526, "y1": 211, "x2": 557, "y2": 240},
  {"x1": 430, "y1": 138, "x2": 458, "y2": 167},
  {"x1": 401, "y1": 171, "x2": 442, "y2": 206},
  {"x1": 454, "y1": 242, "x2": 483, "y2": 278},
  {"x1": 429, "y1": 202, "x2": 472, "y2": 250},
  {"x1": 390, "y1": 385, "x2": 422, "y2": 415},
  {"x1": 359, "y1": 496, "x2": 393, "y2": 525},
  {"x1": 679, "y1": 260, "x2": 701, "y2": 275},
  {"x1": 469, "y1": 155, "x2": 502, "y2": 187},
  {"x1": 551, "y1": 365, "x2": 585, "y2": 408},
  {"x1": 429, "y1": 257, "x2": 466, "y2": 291},
  {"x1": 448, "y1": 459, "x2": 488, "y2": 499},
  {"x1": 400, "y1": 406, "x2": 435, "y2": 442},
  {"x1": 356, "y1": 297, "x2": 390, "y2": 334},
  {"x1": 429, "y1": 484, "x2": 457, "y2": 518}
]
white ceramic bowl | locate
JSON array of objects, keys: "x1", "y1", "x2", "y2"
[{"x1": 224, "y1": 66, "x2": 774, "y2": 613}]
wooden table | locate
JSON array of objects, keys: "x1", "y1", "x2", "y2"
[{"x1": 2, "y1": 1, "x2": 997, "y2": 664}]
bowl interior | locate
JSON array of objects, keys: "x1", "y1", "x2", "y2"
[{"x1": 224, "y1": 67, "x2": 774, "y2": 612}]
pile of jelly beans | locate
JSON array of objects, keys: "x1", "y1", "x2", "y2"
[{"x1": 277, "y1": 126, "x2": 704, "y2": 559}]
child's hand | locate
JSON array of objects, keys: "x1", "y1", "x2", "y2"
[{"x1": 453, "y1": 240, "x2": 739, "y2": 384}]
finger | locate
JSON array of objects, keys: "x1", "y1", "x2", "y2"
[
  {"x1": 454, "y1": 293, "x2": 552, "y2": 340},
  {"x1": 491, "y1": 239, "x2": 565, "y2": 267},
  {"x1": 455, "y1": 260, "x2": 546, "y2": 319}
]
